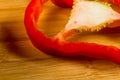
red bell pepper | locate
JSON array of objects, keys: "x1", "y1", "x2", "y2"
[
  {"x1": 51, "y1": 0, "x2": 73, "y2": 8},
  {"x1": 24, "y1": 0, "x2": 120, "y2": 64},
  {"x1": 112, "y1": 0, "x2": 120, "y2": 6}
]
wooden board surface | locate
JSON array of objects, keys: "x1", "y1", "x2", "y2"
[{"x1": 1, "y1": 0, "x2": 120, "y2": 80}]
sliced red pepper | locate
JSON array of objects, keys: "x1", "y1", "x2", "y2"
[
  {"x1": 51, "y1": 0, "x2": 73, "y2": 8},
  {"x1": 112, "y1": 0, "x2": 120, "y2": 6},
  {"x1": 24, "y1": 0, "x2": 120, "y2": 64}
]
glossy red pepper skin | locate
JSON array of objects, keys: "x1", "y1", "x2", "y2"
[
  {"x1": 51, "y1": 0, "x2": 73, "y2": 8},
  {"x1": 112, "y1": 0, "x2": 120, "y2": 6},
  {"x1": 24, "y1": 0, "x2": 120, "y2": 64}
]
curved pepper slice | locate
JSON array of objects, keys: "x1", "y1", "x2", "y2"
[{"x1": 24, "y1": 0, "x2": 120, "y2": 64}]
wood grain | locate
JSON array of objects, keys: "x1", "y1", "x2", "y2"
[{"x1": 1, "y1": 0, "x2": 120, "y2": 80}]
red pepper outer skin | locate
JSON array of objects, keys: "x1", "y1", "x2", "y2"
[
  {"x1": 51, "y1": 0, "x2": 120, "y2": 8},
  {"x1": 51, "y1": 0, "x2": 73, "y2": 8},
  {"x1": 112, "y1": 0, "x2": 120, "y2": 6},
  {"x1": 24, "y1": 0, "x2": 120, "y2": 64}
]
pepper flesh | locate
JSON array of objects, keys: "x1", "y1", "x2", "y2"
[
  {"x1": 112, "y1": 0, "x2": 120, "y2": 6},
  {"x1": 51, "y1": 0, "x2": 73, "y2": 8},
  {"x1": 24, "y1": 0, "x2": 120, "y2": 64}
]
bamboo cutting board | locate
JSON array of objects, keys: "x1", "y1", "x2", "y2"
[{"x1": 1, "y1": 0, "x2": 120, "y2": 80}]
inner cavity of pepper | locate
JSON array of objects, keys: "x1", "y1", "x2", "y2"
[{"x1": 37, "y1": 1, "x2": 120, "y2": 49}]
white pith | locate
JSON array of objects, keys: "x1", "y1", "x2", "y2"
[{"x1": 65, "y1": 1, "x2": 120, "y2": 31}]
